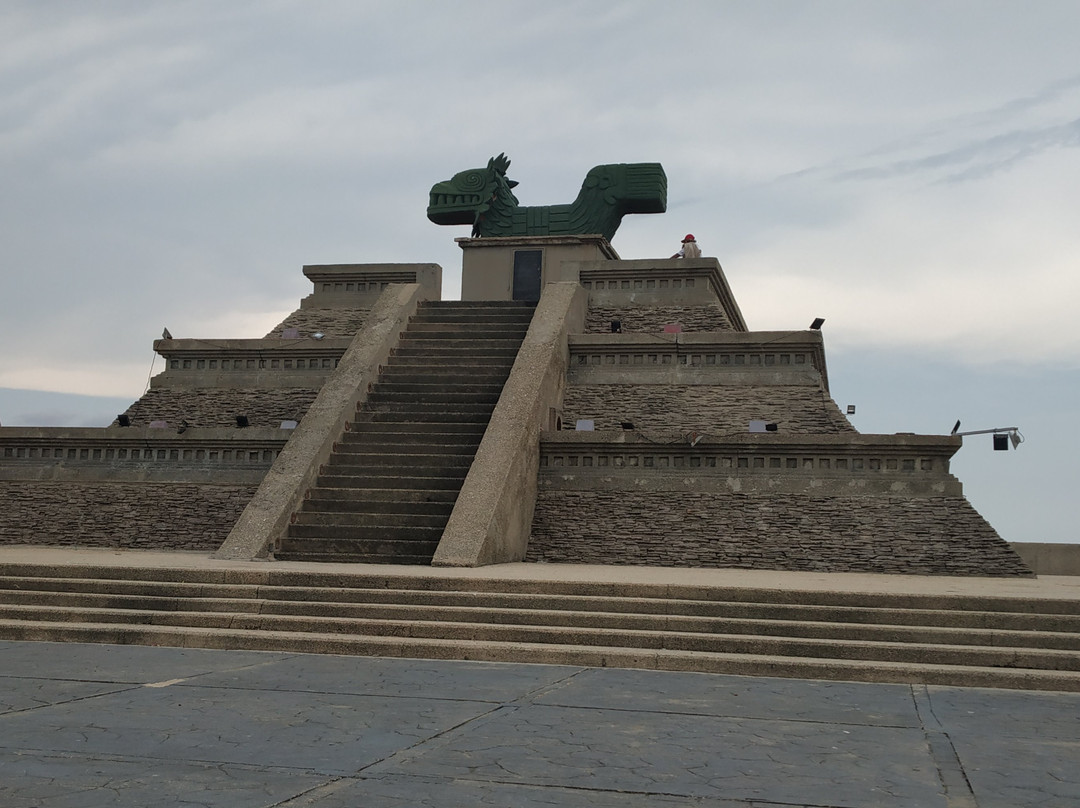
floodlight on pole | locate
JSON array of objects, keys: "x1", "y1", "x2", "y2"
[{"x1": 951, "y1": 424, "x2": 1024, "y2": 451}]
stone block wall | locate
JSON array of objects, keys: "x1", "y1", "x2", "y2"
[
  {"x1": 527, "y1": 490, "x2": 1031, "y2": 576},
  {"x1": 117, "y1": 388, "x2": 320, "y2": 428},
  {"x1": 561, "y1": 384, "x2": 855, "y2": 434},
  {"x1": 0, "y1": 481, "x2": 257, "y2": 551},
  {"x1": 265, "y1": 308, "x2": 369, "y2": 338},
  {"x1": 586, "y1": 305, "x2": 734, "y2": 333}
]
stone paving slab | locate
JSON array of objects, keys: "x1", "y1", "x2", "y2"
[
  {"x1": 2, "y1": 755, "x2": 326, "y2": 808},
  {"x1": 1, "y1": 640, "x2": 1078, "y2": 807},
  {"x1": 0, "y1": 683, "x2": 493, "y2": 776},
  {"x1": 369, "y1": 702, "x2": 943, "y2": 807},
  {"x1": 185, "y1": 652, "x2": 581, "y2": 702},
  {"x1": 533, "y1": 667, "x2": 923, "y2": 727},
  {"x1": 0, "y1": 639, "x2": 290, "y2": 683}
]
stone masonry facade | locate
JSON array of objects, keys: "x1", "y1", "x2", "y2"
[
  {"x1": 0, "y1": 481, "x2": 258, "y2": 551},
  {"x1": 586, "y1": 305, "x2": 734, "y2": 334},
  {"x1": 527, "y1": 490, "x2": 1030, "y2": 576},
  {"x1": 117, "y1": 388, "x2": 320, "y2": 429},
  {"x1": 561, "y1": 384, "x2": 855, "y2": 434},
  {"x1": 265, "y1": 308, "x2": 370, "y2": 339}
]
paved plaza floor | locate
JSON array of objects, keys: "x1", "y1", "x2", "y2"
[{"x1": 0, "y1": 640, "x2": 1077, "y2": 807}]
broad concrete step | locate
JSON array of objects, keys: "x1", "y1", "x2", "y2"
[
  {"x1": 333, "y1": 439, "x2": 479, "y2": 455},
  {"x1": 405, "y1": 320, "x2": 531, "y2": 332},
  {"x1": 398, "y1": 329, "x2": 528, "y2": 341},
  {"x1": 286, "y1": 523, "x2": 445, "y2": 542},
  {"x1": 343, "y1": 422, "x2": 487, "y2": 436},
  {"x1": 314, "y1": 473, "x2": 466, "y2": 490},
  {"x1": 325, "y1": 453, "x2": 475, "y2": 470},
  {"x1": 365, "y1": 390, "x2": 502, "y2": 405},
  {"x1": 0, "y1": 566, "x2": 1077, "y2": 691},
  {"x1": 389, "y1": 345, "x2": 522, "y2": 358},
  {"x1": 291, "y1": 511, "x2": 449, "y2": 529},
  {"x1": 352, "y1": 409, "x2": 494, "y2": 424},
  {"x1": 369, "y1": 382, "x2": 507, "y2": 395},
  {"x1": 299, "y1": 493, "x2": 455, "y2": 516},
  {"x1": 376, "y1": 359, "x2": 515, "y2": 374}
]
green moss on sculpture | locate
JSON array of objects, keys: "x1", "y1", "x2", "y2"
[{"x1": 427, "y1": 154, "x2": 667, "y2": 241}]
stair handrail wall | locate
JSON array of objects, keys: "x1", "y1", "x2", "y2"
[
  {"x1": 215, "y1": 282, "x2": 427, "y2": 559},
  {"x1": 433, "y1": 281, "x2": 587, "y2": 566}
]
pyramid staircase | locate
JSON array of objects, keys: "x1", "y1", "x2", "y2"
[
  {"x1": 275, "y1": 301, "x2": 536, "y2": 564},
  {"x1": 0, "y1": 562, "x2": 1077, "y2": 691}
]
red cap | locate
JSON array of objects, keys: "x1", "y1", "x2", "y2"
[{"x1": 682, "y1": 234, "x2": 695, "y2": 242}]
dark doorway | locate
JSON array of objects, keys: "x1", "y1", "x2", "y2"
[{"x1": 512, "y1": 250, "x2": 543, "y2": 302}]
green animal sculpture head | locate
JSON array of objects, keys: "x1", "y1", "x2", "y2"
[{"x1": 427, "y1": 154, "x2": 666, "y2": 240}]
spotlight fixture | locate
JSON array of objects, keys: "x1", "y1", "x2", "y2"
[
  {"x1": 235, "y1": 415, "x2": 249, "y2": 428},
  {"x1": 952, "y1": 424, "x2": 1024, "y2": 451},
  {"x1": 610, "y1": 320, "x2": 621, "y2": 333},
  {"x1": 162, "y1": 327, "x2": 173, "y2": 340},
  {"x1": 177, "y1": 420, "x2": 189, "y2": 434},
  {"x1": 765, "y1": 422, "x2": 779, "y2": 432},
  {"x1": 846, "y1": 405, "x2": 856, "y2": 415},
  {"x1": 809, "y1": 318, "x2": 825, "y2": 330},
  {"x1": 311, "y1": 332, "x2": 325, "y2": 340},
  {"x1": 951, "y1": 419, "x2": 961, "y2": 436},
  {"x1": 621, "y1": 421, "x2": 635, "y2": 430},
  {"x1": 116, "y1": 414, "x2": 131, "y2": 427}
]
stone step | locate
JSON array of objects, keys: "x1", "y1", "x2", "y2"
[
  {"x1": 0, "y1": 574, "x2": 1075, "y2": 632},
  {"x1": 292, "y1": 507, "x2": 450, "y2": 527},
  {"x1": 1, "y1": 564, "x2": 1078, "y2": 689},
  {"x1": 272, "y1": 551, "x2": 437, "y2": 564},
  {"x1": 375, "y1": 367, "x2": 512, "y2": 382},
  {"x1": 343, "y1": 422, "x2": 487, "y2": 436},
  {"x1": 324, "y1": 453, "x2": 474, "y2": 470},
  {"x1": 370, "y1": 381, "x2": 507, "y2": 395},
  {"x1": 0, "y1": 618, "x2": 1077, "y2": 692},
  {"x1": 400, "y1": 326, "x2": 529, "y2": 340},
  {"x1": 352, "y1": 409, "x2": 493, "y2": 424},
  {"x1": 365, "y1": 390, "x2": 502, "y2": 405},
  {"x1": 285, "y1": 523, "x2": 445, "y2": 541},
  {"x1": 315, "y1": 473, "x2": 466, "y2": 490},
  {"x1": 4, "y1": 602, "x2": 1079, "y2": 672},
  {"x1": 406, "y1": 321, "x2": 531, "y2": 333},
  {"x1": 0, "y1": 565, "x2": 1071, "y2": 617},
  {"x1": 418, "y1": 301, "x2": 536, "y2": 311},
  {"x1": 333, "y1": 439, "x2": 479, "y2": 455},
  {"x1": 389, "y1": 346, "x2": 521, "y2": 358},
  {"x1": 3, "y1": 588, "x2": 1076, "y2": 653},
  {"x1": 300, "y1": 491, "x2": 456, "y2": 515},
  {"x1": 275, "y1": 538, "x2": 441, "y2": 564},
  {"x1": 395, "y1": 335, "x2": 524, "y2": 348}
]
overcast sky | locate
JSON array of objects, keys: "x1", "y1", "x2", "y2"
[{"x1": 1, "y1": 1, "x2": 1077, "y2": 544}]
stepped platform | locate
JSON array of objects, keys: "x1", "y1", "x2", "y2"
[{"x1": 1, "y1": 546, "x2": 1076, "y2": 693}]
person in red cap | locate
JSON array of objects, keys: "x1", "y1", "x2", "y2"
[{"x1": 671, "y1": 234, "x2": 701, "y2": 259}]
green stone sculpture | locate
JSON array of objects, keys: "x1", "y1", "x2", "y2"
[{"x1": 427, "y1": 154, "x2": 667, "y2": 241}]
